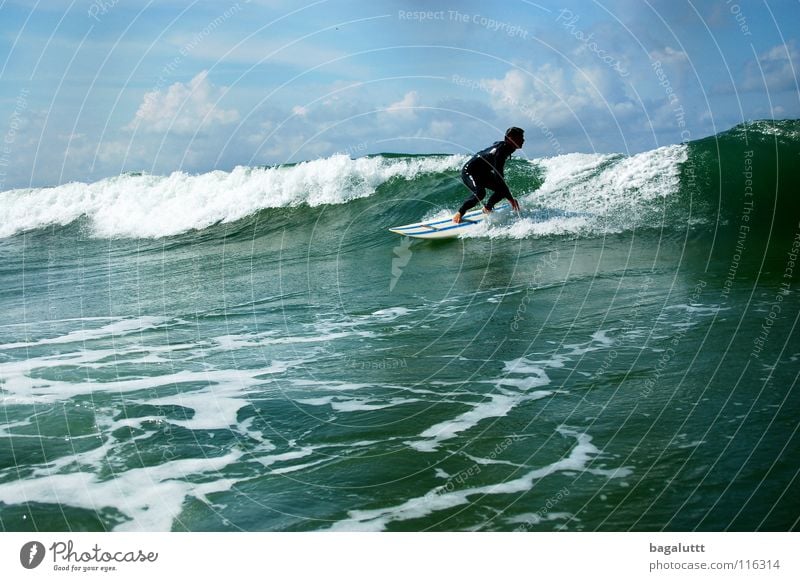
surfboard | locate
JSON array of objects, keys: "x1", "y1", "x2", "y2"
[{"x1": 389, "y1": 203, "x2": 511, "y2": 239}]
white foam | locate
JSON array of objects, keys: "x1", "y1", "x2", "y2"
[
  {"x1": 296, "y1": 395, "x2": 418, "y2": 413},
  {"x1": 331, "y1": 428, "x2": 631, "y2": 531},
  {"x1": 145, "y1": 380, "x2": 256, "y2": 431},
  {"x1": 505, "y1": 511, "x2": 574, "y2": 527},
  {"x1": 0, "y1": 451, "x2": 243, "y2": 531},
  {"x1": 369, "y1": 307, "x2": 413, "y2": 320},
  {"x1": 407, "y1": 394, "x2": 519, "y2": 452},
  {"x1": 408, "y1": 389, "x2": 553, "y2": 453},
  {"x1": 471, "y1": 144, "x2": 688, "y2": 239},
  {"x1": 404, "y1": 329, "x2": 621, "y2": 453},
  {"x1": 254, "y1": 447, "x2": 314, "y2": 468},
  {"x1": 0, "y1": 361, "x2": 268, "y2": 406},
  {"x1": 0, "y1": 154, "x2": 464, "y2": 238},
  {"x1": 532, "y1": 145, "x2": 686, "y2": 209},
  {"x1": 0, "y1": 316, "x2": 167, "y2": 350}
]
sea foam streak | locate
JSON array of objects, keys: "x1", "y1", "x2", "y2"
[
  {"x1": 479, "y1": 144, "x2": 688, "y2": 239},
  {"x1": 331, "y1": 427, "x2": 632, "y2": 531}
]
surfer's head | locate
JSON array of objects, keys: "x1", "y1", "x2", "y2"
[{"x1": 505, "y1": 126, "x2": 525, "y2": 149}]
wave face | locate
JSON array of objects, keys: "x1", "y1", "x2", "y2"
[
  {"x1": 1, "y1": 120, "x2": 798, "y2": 241},
  {"x1": 686, "y1": 120, "x2": 800, "y2": 233}
]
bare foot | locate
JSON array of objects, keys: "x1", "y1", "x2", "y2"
[{"x1": 453, "y1": 212, "x2": 462, "y2": 224}]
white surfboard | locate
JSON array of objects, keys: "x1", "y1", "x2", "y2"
[{"x1": 389, "y1": 203, "x2": 511, "y2": 239}]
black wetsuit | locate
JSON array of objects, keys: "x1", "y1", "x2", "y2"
[{"x1": 458, "y1": 140, "x2": 516, "y2": 216}]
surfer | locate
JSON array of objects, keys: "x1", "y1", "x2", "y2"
[{"x1": 453, "y1": 127, "x2": 524, "y2": 223}]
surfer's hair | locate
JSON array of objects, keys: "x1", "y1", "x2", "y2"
[{"x1": 505, "y1": 127, "x2": 524, "y2": 139}]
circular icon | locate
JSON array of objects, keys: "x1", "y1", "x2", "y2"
[{"x1": 20, "y1": 541, "x2": 46, "y2": 569}]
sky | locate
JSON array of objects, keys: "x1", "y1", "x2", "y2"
[{"x1": 0, "y1": 0, "x2": 798, "y2": 188}]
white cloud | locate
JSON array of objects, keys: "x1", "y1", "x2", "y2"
[
  {"x1": 483, "y1": 67, "x2": 599, "y2": 126},
  {"x1": 386, "y1": 91, "x2": 419, "y2": 117},
  {"x1": 428, "y1": 120, "x2": 454, "y2": 139},
  {"x1": 649, "y1": 46, "x2": 689, "y2": 67},
  {"x1": 127, "y1": 71, "x2": 239, "y2": 134}
]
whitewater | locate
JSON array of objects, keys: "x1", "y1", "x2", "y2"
[{"x1": 0, "y1": 143, "x2": 687, "y2": 240}]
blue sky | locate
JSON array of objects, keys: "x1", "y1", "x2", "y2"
[{"x1": 0, "y1": 0, "x2": 798, "y2": 188}]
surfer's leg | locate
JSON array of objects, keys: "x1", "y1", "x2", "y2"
[
  {"x1": 457, "y1": 169, "x2": 487, "y2": 216},
  {"x1": 485, "y1": 180, "x2": 511, "y2": 211}
]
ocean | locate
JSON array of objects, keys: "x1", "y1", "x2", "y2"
[{"x1": 0, "y1": 120, "x2": 798, "y2": 532}]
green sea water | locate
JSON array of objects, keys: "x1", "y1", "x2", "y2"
[{"x1": 0, "y1": 120, "x2": 798, "y2": 531}]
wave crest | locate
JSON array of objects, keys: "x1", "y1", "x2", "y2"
[{"x1": 0, "y1": 154, "x2": 463, "y2": 239}]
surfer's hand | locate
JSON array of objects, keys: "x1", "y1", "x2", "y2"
[
  {"x1": 510, "y1": 198, "x2": 521, "y2": 212},
  {"x1": 482, "y1": 206, "x2": 491, "y2": 214}
]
